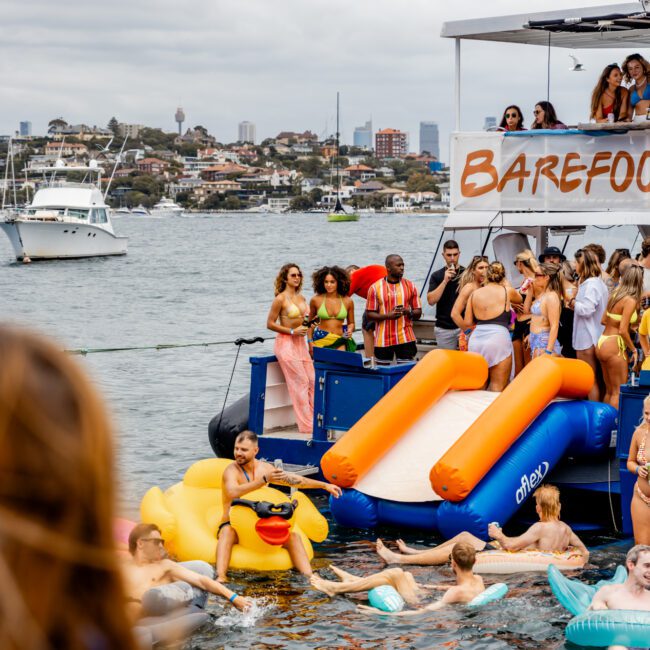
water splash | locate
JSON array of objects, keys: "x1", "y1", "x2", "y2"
[{"x1": 213, "y1": 597, "x2": 277, "y2": 629}]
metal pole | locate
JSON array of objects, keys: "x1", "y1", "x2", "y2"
[{"x1": 454, "y1": 38, "x2": 461, "y2": 131}]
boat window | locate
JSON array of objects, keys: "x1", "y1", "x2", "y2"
[
  {"x1": 67, "y1": 208, "x2": 89, "y2": 219},
  {"x1": 90, "y1": 208, "x2": 108, "y2": 224}
]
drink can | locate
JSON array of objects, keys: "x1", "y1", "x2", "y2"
[
  {"x1": 607, "y1": 113, "x2": 615, "y2": 123},
  {"x1": 342, "y1": 325, "x2": 348, "y2": 337},
  {"x1": 489, "y1": 521, "x2": 500, "y2": 528}
]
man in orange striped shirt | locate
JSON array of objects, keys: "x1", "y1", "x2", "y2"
[{"x1": 366, "y1": 255, "x2": 422, "y2": 362}]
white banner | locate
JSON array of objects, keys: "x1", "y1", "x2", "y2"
[{"x1": 451, "y1": 131, "x2": 650, "y2": 211}]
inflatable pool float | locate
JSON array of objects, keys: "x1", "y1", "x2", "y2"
[
  {"x1": 474, "y1": 547, "x2": 586, "y2": 574},
  {"x1": 140, "y1": 458, "x2": 329, "y2": 569},
  {"x1": 548, "y1": 563, "x2": 650, "y2": 647}
]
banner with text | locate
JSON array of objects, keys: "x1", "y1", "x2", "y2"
[{"x1": 451, "y1": 131, "x2": 650, "y2": 211}]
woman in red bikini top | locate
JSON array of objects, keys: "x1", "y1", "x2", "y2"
[
  {"x1": 627, "y1": 394, "x2": 650, "y2": 545},
  {"x1": 590, "y1": 63, "x2": 628, "y2": 123}
]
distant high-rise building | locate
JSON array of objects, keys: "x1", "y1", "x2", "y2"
[
  {"x1": 353, "y1": 120, "x2": 372, "y2": 150},
  {"x1": 483, "y1": 116, "x2": 497, "y2": 131},
  {"x1": 19, "y1": 121, "x2": 32, "y2": 137},
  {"x1": 175, "y1": 107, "x2": 185, "y2": 136},
  {"x1": 375, "y1": 128, "x2": 408, "y2": 159},
  {"x1": 419, "y1": 121, "x2": 439, "y2": 159},
  {"x1": 238, "y1": 121, "x2": 256, "y2": 144}
]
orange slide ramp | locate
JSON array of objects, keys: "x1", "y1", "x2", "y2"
[
  {"x1": 430, "y1": 356, "x2": 594, "y2": 501},
  {"x1": 321, "y1": 350, "x2": 488, "y2": 488}
]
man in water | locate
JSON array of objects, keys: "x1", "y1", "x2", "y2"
[
  {"x1": 216, "y1": 430, "x2": 342, "y2": 581},
  {"x1": 590, "y1": 544, "x2": 650, "y2": 611},
  {"x1": 427, "y1": 239, "x2": 464, "y2": 350},
  {"x1": 310, "y1": 542, "x2": 485, "y2": 615},
  {"x1": 122, "y1": 523, "x2": 251, "y2": 620},
  {"x1": 366, "y1": 254, "x2": 422, "y2": 362},
  {"x1": 375, "y1": 484, "x2": 589, "y2": 566}
]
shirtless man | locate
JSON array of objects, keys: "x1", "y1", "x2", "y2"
[
  {"x1": 375, "y1": 484, "x2": 589, "y2": 566},
  {"x1": 310, "y1": 542, "x2": 485, "y2": 616},
  {"x1": 216, "y1": 430, "x2": 342, "y2": 581},
  {"x1": 122, "y1": 523, "x2": 251, "y2": 621},
  {"x1": 590, "y1": 544, "x2": 650, "y2": 612}
]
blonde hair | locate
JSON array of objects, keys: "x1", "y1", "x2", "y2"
[
  {"x1": 515, "y1": 249, "x2": 540, "y2": 274},
  {"x1": 576, "y1": 248, "x2": 602, "y2": 280},
  {"x1": 607, "y1": 264, "x2": 643, "y2": 312},
  {"x1": 486, "y1": 261, "x2": 506, "y2": 284},
  {"x1": 534, "y1": 484, "x2": 561, "y2": 520},
  {"x1": 538, "y1": 262, "x2": 563, "y2": 302},
  {"x1": 459, "y1": 255, "x2": 488, "y2": 290}
]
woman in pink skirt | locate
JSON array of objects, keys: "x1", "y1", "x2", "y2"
[{"x1": 266, "y1": 263, "x2": 315, "y2": 433}]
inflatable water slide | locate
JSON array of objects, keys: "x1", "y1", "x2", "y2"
[{"x1": 322, "y1": 351, "x2": 616, "y2": 537}]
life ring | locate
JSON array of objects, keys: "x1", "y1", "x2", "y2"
[
  {"x1": 474, "y1": 547, "x2": 586, "y2": 574},
  {"x1": 467, "y1": 582, "x2": 508, "y2": 607}
]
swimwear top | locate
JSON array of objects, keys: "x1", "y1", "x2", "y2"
[
  {"x1": 286, "y1": 301, "x2": 305, "y2": 319},
  {"x1": 606, "y1": 309, "x2": 638, "y2": 324},
  {"x1": 603, "y1": 103, "x2": 614, "y2": 117},
  {"x1": 476, "y1": 287, "x2": 510, "y2": 327},
  {"x1": 631, "y1": 83, "x2": 650, "y2": 107},
  {"x1": 531, "y1": 299, "x2": 543, "y2": 317},
  {"x1": 317, "y1": 297, "x2": 347, "y2": 321}
]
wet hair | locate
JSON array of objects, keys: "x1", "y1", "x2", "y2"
[
  {"x1": 235, "y1": 430, "x2": 258, "y2": 445},
  {"x1": 590, "y1": 64, "x2": 624, "y2": 120},
  {"x1": 0, "y1": 325, "x2": 137, "y2": 650},
  {"x1": 607, "y1": 264, "x2": 643, "y2": 311},
  {"x1": 622, "y1": 53, "x2": 650, "y2": 85},
  {"x1": 515, "y1": 249, "x2": 540, "y2": 273},
  {"x1": 312, "y1": 265, "x2": 351, "y2": 296},
  {"x1": 575, "y1": 248, "x2": 602, "y2": 280},
  {"x1": 534, "y1": 484, "x2": 561, "y2": 520},
  {"x1": 532, "y1": 101, "x2": 561, "y2": 129},
  {"x1": 128, "y1": 523, "x2": 161, "y2": 555},
  {"x1": 459, "y1": 255, "x2": 489, "y2": 290},
  {"x1": 485, "y1": 261, "x2": 506, "y2": 284},
  {"x1": 451, "y1": 542, "x2": 476, "y2": 571},
  {"x1": 642, "y1": 237, "x2": 650, "y2": 259},
  {"x1": 443, "y1": 239, "x2": 459, "y2": 251},
  {"x1": 626, "y1": 544, "x2": 650, "y2": 565},
  {"x1": 606, "y1": 248, "x2": 631, "y2": 281},
  {"x1": 274, "y1": 263, "x2": 303, "y2": 296},
  {"x1": 584, "y1": 243, "x2": 606, "y2": 265},
  {"x1": 499, "y1": 105, "x2": 524, "y2": 131},
  {"x1": 538, "y1": 262, "x2": 563, "y2": 301}
]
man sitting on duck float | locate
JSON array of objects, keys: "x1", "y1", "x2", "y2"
[
  {"x1": 374, "y1": 485, "x2": 589, "y2": 573},
  {"x1": 216, "y1": 430, "x2": 342, "y2": 581},
  {"x1": 310, "y1": 542, "x2": 507, "y2": 615}
]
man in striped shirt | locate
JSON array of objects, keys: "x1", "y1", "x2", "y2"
[{"x1": 366, "y1": 255, "x2": 422, "y2": 362}]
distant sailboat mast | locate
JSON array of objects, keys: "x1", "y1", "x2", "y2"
[{"x1": 334, "y1": 91, "x2": 344, "y2": 213}]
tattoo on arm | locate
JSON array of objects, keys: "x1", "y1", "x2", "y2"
[{"x1": 282, "y1": 474, "x2": 302, "y2": 486}]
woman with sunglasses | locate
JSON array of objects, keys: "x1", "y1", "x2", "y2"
[
  {"x1": 568, "y1": 249, "x2": 609, "y2": 402},
  {"x1": 524, "y1": 263, "x2": 563, "y2": 358},
  {"x1": 498, "y1": 105, "x2": 526, "y2": 132},
  {"x1": 531, "y1": 101, "x2": 567, "y2": 130},
  {"x1": 512, "y1": 250, "x2": 539, "y2": 374},
  {"x1": 451, "y1": 255, "x2": 489, "y2": 352},
  {"x1": 464, "y1": 262, "x2": 523, "y2": 391},
  {"x1": 267, "y1": 263, "x2": 314, "y2": 433},
  {"x1": 590, "y1": 63, "x2": 629, "y2": 122},
  {"x1": 596, "y1": 265, "x2": 643, "y2": 409},
  {"x1": 622, "y1": 53, "x2": 650, "y2": 122}
]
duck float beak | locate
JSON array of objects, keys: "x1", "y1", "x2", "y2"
[{"x1": 255, "y1": 516, "x2": 291, "y2": 546}]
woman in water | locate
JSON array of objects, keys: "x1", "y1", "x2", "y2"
[
  {"x1": 267, "y1": 263, "x2": 314, "y2": 434},
  {"x1": 451, "y1": 255, "x2": 489, "y2": 351},
  {"x1": 627, "y1": 393, "x2": 650, "y2": 544},
  {"x1": 568, "y1": 248, "x2": 609, "y2": 402},
  {"x1": 309, "y1": 265, "x2": 356, "y2": 352},
  {"x1": 498, "y1": 105, "x2": 526, "y2": 132},
  {"x1": 622, "y1": 53, "x2": 650, "y2": 122},
  {"x1": 590, "y1": 63, "x2": 629, "y2": 122},
  {"x1": 0, "y1": 326, "x2": 138, "y2": 650},
  {"x1": 464, "y1": 262, "x2": 522, "y2": 391},
  {"x1": 531, "y1": 101, "x2": 567, "y2": 130},
  {"x1": 512, "y1": 249, "x2": 539, "y2": 373},
  {"x1": 524, "y1": 262, "x2": 563, "y2": 358},
  {"x1": 596, "y1": 265, "x2": 643, "y2": 409}
]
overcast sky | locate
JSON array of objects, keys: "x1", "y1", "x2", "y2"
[{"x1": 2, "y1": 0, "x2": 644, "y2": 160}]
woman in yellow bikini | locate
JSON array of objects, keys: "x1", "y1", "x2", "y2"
[
  {"x1": 596, "y1": 265, "x2": 643, "y2": 409},
  {"x1": 627, "y1": 393, "x2": 650, "y2": 544},
  {"x1": 308, "y1": 266, "x2": 356, "y2": 352}
]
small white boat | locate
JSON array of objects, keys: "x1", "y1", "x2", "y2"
[
  {"x1": 112, "y1": 206, "x2": 131, "y2": 217},
  {"x1": 150, "y1": 197, "x2": 184, "y2": 217},
  {"x1": 131, "y1": 204, "x2": 150, "y2": 216},
  {"x1": 0, "y1": 161, "x2": 128, "y2": 261}
]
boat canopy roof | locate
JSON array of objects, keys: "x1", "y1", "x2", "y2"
[
  {"x1": 31, "y1": 186, "x2": 107, "y2": 209},
  {"x1": 441, "y1": 3, "x2": 650, "y2": 49}
]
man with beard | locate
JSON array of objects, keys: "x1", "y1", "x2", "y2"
[{"x1": 216, "y1": 430, "x2": 342, "y2": 581}]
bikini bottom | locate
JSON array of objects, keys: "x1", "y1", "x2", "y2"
[
  {"x1": 597, "y1": 333, "x2": 626, "y2": 357},
  {"x1": 636, "y1": 483, "x2": 650, "y2": 507},
  {"x1": 529, "y1": 330, "x2": 561, "y2": 356}
]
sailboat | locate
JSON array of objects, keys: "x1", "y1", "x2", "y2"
[{"x1": 327, "y1": 92, "x2": 360, "y2": 222}]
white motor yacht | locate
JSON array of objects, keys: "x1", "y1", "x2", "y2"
[
  {"x1": 131, "y1": 205, "x2": 150, "y2": 216},
  {"x1": 112, "y1": 206, "x2": 131, "y2": 217},
  {"x1": 150, "y1": 197, "x2": 184, "y2": 217},
  {"x1": 0, "y1": 161, "x2": 127, "y2": 261}
]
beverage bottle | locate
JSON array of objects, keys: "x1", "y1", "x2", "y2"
[
  {"x1": 273, "y1": 459, "x2": 284, "y2": 471},
  {"x1": 607, "y1": 113, "x2": 615, "y2": 123},
  {"x1": 520, "y1": 277, "x2": 532, "y2": 293},
  {"x1": 342, "y1": 324, "x2": 348, "y2": 338}
]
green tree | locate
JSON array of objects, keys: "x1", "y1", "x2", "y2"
[
  {"x1": 309, "y1": 187, "x2": 323, "y2": 204},
  {"x1": 296, "y1": 156, "x2": 324, "y2": 178},
  {"x1": 194, "y1": 125, "x2": 208, "y2": 136},
  {"x1": 406, "y1": 172, "x2": 438, "y2": 193},
  {"x1": 132, "y1": 175, "x2": 162, "y2": 196},
  {"x1": 223, "y1": 195, "x2": 241, "y2": 210},
  {"x1": 107, "y1": 117, "x2": 119, "y2": 134},
  {"x1": 203, "y1": 193, "x2": 222, "y2": 210},
  {"x1": 290, "y1": 195, "x2": 313, "y2": 211}
]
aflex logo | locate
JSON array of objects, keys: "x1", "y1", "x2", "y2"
[{"x1": 515, "y1": 461, "x2": 549, "y2": 504}]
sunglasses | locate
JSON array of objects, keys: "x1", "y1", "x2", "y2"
[
  {"x1": 472, "y1": 255, "x2": 489, "y2": 262},
  {"x1": 288, "y1": 272, "x2": 302, "y2": 278},
  {"x1": 534, "y1": 272, "x2": 547, "y2": 278},
  {"x1": 533, "y1": 109, "x2": 542, "y2": 115},
  {"x1": 142, "y1": 537, "x2": 165, "y2": 546},
  {"x1": 505, "y1": 112, "x2": 519, "y2": 119}
]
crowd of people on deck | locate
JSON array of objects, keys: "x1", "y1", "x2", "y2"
[{"x1": 496, "y1": 53, "x2": 650, "y2": 130}]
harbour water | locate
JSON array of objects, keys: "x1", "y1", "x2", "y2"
[{"x1": 0, "y1": 212, "x2": 626, "y2": 648}]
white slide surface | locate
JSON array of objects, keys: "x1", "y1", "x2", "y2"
[{"x1": 354, "y1": 390, "x2": 499, "y2": 503}]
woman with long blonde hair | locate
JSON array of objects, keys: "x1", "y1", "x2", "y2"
[
  {"x1": 0, "y1": 326, "x2": 138, "y2": 650},
  {"x1": 590, "y1": 63, "x2": 628, "y2": 122},
  {"x1": 451, "y1": 255, "x2": 489, "y2": 351},
  {"x1": 623, "y1": 53, "x2": 650, "y2": 122},
  {"x1": 512, "y1": 249, "x2": 539, "y2": 373},
  {"x1": 597, "y1": 265, "x2": 643, "y2": 409},
  {"x1": 524, "y1": 262, "x2": 563, "y2": 358}
]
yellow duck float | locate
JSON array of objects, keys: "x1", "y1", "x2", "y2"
[{"x1": 140, "y1": 458, "x2": 329, "y2": 570}]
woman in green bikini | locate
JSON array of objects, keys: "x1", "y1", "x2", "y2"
[{"x1": 309, "y1": 266, "x2": 356, "y2": 352}]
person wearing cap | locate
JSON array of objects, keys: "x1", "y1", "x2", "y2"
[{"x1": 538, "y1": 246, "x2": 566, "y2": 265}]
